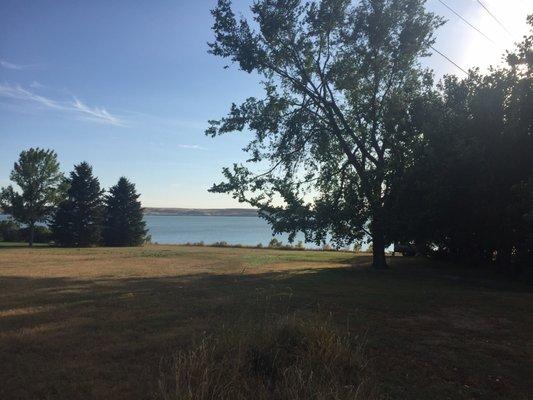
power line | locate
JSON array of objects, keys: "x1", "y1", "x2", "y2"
[
  {"x1": 437, "y1": 0, "x2": 496, "y2": 45},
  {"x1": 430, "y1": 45, "x2": 468, "y2": 75},
  {"x1": 475, "y1": 0, "x2": 513, "y2": 37}
]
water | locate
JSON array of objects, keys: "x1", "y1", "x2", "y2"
[
  {"x1": 0, "y1": 214, "x2": 314, "y2": 247},
  {"x1": 144, "y1": 215, "x2": 310, "y2": 246}
]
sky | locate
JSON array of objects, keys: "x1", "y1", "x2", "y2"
[{"x1": 1, "y1": 0, "x2": 531, "y2": 208}]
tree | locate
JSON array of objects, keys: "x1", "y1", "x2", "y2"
[
  {"x1": 52, "y1": 162, "x2": 104, "y2": 247},
  {"x1": 386, "y1": 15, "x2": 533, "y2": 272},
  {"x1": 0, "y1": 148, "x2": 64, "y2": 246},
  {"x1": 103, "y1": 177, "x2": 147, "y2": 246},
  {"x1": 206, "y1": 0, "x2": 442, "y2": 268}
]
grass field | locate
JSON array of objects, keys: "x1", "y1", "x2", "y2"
[{"x1": 0, "y1": 245, "x2": 531, "y2": 399}]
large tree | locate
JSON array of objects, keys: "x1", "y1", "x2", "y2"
[
  {"x1": 386, "y1": 16, "x2": 533, "y2": 271},
  {"x1": 207, "y1": 0, "x2": 442, "y2": 267},
  {"x1": 52, "y1": 162, "x2": 104, "y2": 247},
  {"x1": 103, "y1": 177, "x2": 147, "y2": 247},
  {"x1": 0, "y1": 148, "x2": 64, "y2": 246}
]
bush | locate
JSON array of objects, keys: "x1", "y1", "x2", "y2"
[
  {"x1": 211, "y1": 241, "x2": 229, "y2": 247},
  {"x1": 21, "y1": 225, "x2": 52, "y2": 243},
  {"x1": 0, "y1": 220, "x2": 52, "y2": 243},
  {"x1": 268, "y1": 238, "x2": 283, "y2": 248},
  {"x1": 0, "y1": 220, "x2": 22, "y2": 242},
  {"x1": 159, "y1": 316, "x2": 373, "y2": 400},
  {"x1": 184, "y1": 241, "x2": 205, "y2": 246}
]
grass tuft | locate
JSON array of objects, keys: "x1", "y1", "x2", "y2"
[{"x1": 159, "y1": 316, "x2": 373, "y2": 400}]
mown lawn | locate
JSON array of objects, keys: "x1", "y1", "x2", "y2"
[{"x1": 0, "y1": 245, "x2": 531, "y2": 399}]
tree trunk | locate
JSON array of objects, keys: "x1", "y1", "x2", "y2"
[
  {"x1": 371, "y1": 210, "x2": 388, "y2": 269},
  {"x1": 28, "y1": 222, "x2": 35, "y2": 247}
]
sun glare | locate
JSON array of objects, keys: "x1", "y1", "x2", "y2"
[{"x1": 461, "y1": 0, "x2": 532, "y2": 71}]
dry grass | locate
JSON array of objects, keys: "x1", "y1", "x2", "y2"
[
  {"x1": 159, "y1": 315, "x2": 373, "y2": 400},
  {"x1": 0, "y1": 244, "x2": 532, "y2": 399}
]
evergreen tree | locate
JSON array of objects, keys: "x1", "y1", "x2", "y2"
[
  {"x1": 0, "y1": 148, "x2": 64, "y2": 246},
  {"x1": 52, "y1": 162, "x2": 104, "y2": 247},
  {"x1": 103, "y1": 177, "x2": 147, "y2": 246}
]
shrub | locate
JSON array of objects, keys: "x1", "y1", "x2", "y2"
[
  {"x1": 256, "y1": 243, "x2": 263, "y2": 248},
  {"x1": 0, "y1": 220, "x2": 22, "y2": 242},
  {"x1": 184, "y1": 241, "x2": 205, "y2": 246},
  {"x1": 268, "y1": 238, "x2": 283, "y2": 248},
  {"x1": 212, "y1": 241, "x2": 229, "y2": 247},
  {"x1": 21, "y1": 225, "x2": 52, "y2": 243},
  {"x1": 159, "y1": 316, "x2": 372, "y2": 400},
  {"x1": 0, "y1": 221, "x2": 52, "y2": 243}
]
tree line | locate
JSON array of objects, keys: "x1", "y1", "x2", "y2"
[
  {"x1": 206, "y1": 0, "x2": 532, "y2": 273},
  {"x1": 0, "y1": 149, "x2": 147, "y2": 247}
]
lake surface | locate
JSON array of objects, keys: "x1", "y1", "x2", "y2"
[
  {"x1": 144, "y1": 215, "x2": 311, "y2": 246},
  {"x1": 0, "y1": 214, "x2": 313, "y2": 247}
]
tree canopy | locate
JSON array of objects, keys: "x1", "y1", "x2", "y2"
[
  {"x1": 52, "y1": 162, "x2": 104, "y2": 247},
  {"x1": 103, "y1": 177, "x2": 148, "y2": 247},
  {"x1": 207, "y1": 0, "x2": 443, "y2": 268},
  {"x1": 386, "y1": 16, "x2": 533, "y2": 272},
  {"x1": 0, "y1": 148, "x2": 64, "y2": 246}
]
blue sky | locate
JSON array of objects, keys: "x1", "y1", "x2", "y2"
[{"x1": 1, "y1": 0, "x2": 531, "y2": 207}]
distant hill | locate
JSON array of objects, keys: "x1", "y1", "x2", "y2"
[
  {"x1": 143, "y1": 208, "x2": 259, "y2": 217},
  {"x1": 2, "y1": 208, "x2": 259, "y2": 217}
]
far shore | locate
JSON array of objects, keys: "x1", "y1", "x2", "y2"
[
  {"x1": 2, "y1": 208, "x2": 259, "y2": 217},
  {"x1": 143, "y1": 207, "x2": 258, "y2": 217}
]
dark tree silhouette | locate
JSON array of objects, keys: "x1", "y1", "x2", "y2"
[
  {"x1": 103, "y1": 177, "x2": 147, "y2": 246},
  {"x1": 0, "y1": 148, "x2": 64, "y2": 246},
  {"x1": 386, "y1": 16, "x2": 533, "y2": 273},
  {"x1": 52, "y1": 162, "x2": 104, "y2": 247},
  {"x1": 206, "y1": 0, "x2": 442, "y2": 268}
]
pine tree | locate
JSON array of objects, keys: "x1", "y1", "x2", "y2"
[
  {"x1": 52, "y1": 162, "x2": 104, "y2": 247},
  {"x1": 103, "y1": 177, "x2": 147, "y2": 246}
]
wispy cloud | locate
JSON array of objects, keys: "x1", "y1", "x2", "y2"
[
  {"x1": 72, "y1": 98, "x2": 123, "y2": 126},
  {"x1": 0, "y1": 83, "x2": 125, "y2": 126},
  {"x1": 177, "y1": 144, "x2": 207, "y2": 150},
  {"x1": 0, "y1": 83, "x2": 62, "y2": 109},
  {"x1": 0, "y1": 59, "x2": 40, "y2": 70}
]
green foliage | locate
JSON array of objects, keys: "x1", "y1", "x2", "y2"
[
  {"x1": 268, "y1": 238, "x2": 283, "y2": 248},
  {"x1": 207, "y1": 0, "x2": 443, "y2": 268},
  {"x1": 212, "y1": 241, "x2": 229, "y2": 247},
  {"x1": 0, "y1": 148, "x2": 64, "y2": 246},
  {"x1": 21, "y1": 225, "x2": 52, "y2": 244},
  {"x1": 0, "y1": 219, "x2": 23, "y2": 242},
  {"x1": 0, "y1": 220, "x2": 52, "y2": 243},
  {"x1": 52, "y1": 162, "x2": 104, "y2": 247},
  {"x1": 103, "y1": 177, "x2": 148, "y2": 246},
  {"x1": 386, "y1": 17, "x2": 533, "y2": 272}
]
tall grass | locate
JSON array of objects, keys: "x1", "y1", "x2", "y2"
[{"x1": 158, "y1": 315, "x2": 374, "y2": 400}]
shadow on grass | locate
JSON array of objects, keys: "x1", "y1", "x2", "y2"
[
  {"x1": 0, "y1": 262, "x2": 532, "y2": 400},
  {"x1": 0, "y1": 242, "x2": 51, "y2": 249}
]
